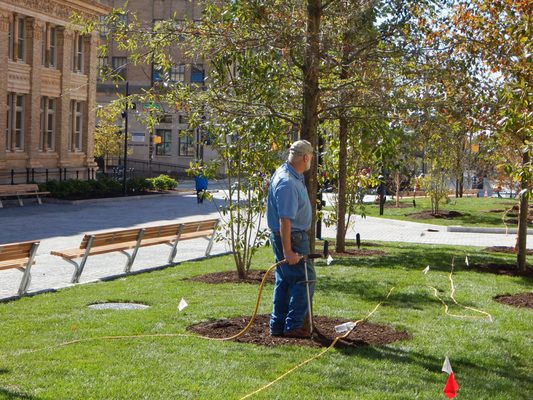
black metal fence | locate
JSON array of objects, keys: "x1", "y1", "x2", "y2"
[
  {"x1": 112, "y1": 159, "x2": 189, "y2": 179},
  {"x1": 0, "y1": 167, "x2": 97, "y2": 185}
]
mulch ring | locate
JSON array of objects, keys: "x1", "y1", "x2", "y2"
[
  {"x1": 188, "y1": 269, "x2": 275, "y2": 285},
  {"x1": 483, "y1": 246, "x2": 533, "y2": 256},
  {"x1": 472, "y1": 263, "x2": 533, "y2": 278},
  {"x1": 187, "y1": 314, "x2": 410, "y2": 348},
  {"x1": 407, "y1": 210, "x2": 464, "y2": 219},
  {"x1": 494, "y1": 293, "x2": 533, "y2": 309}
]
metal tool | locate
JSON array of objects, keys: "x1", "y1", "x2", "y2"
[{"x1": 303, "y1": 253, "x2": 321, "y2": 335}]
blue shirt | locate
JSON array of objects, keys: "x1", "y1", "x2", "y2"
[
  {"x1": 267, "y1": 162, "x2": 312, "y2": 232},
  {"x1": 195, "y1": 175, "x2": 208, "y2": 191}
]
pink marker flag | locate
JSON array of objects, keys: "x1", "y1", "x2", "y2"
[{"x1": 442, "y1": 357, "x2": 459, "y2": 398}]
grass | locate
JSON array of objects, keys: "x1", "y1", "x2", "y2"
[
  {"x1": 0, "y1": 243, "x2": 532, "y2": 399},
  {"x1": 345, "y1": 196, "x2": 520, "y2": 228}
]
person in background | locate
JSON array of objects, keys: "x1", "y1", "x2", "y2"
[{"x1": 195, "y1": 173, "x2": 208, "y2": 204}]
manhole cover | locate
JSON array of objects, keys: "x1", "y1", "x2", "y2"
[{"x1": 88, "y1": 302, "x2": 150, "y2": 310}]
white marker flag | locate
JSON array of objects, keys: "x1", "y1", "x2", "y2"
[
  {"x1": 442, "y1": 356, "x2": 453, "y2": 374},
  {"x1": 327, "y1": 254, "x2": 334, "y2": 266},
  {"x1": 422, "y1": 266, "x2": 430, "y2": 274},
  {"x1": 178, "y1": 298, "x2": 188, "y2": 311}
]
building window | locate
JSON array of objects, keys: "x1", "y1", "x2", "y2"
[
  {"x1": 7, "y1": 94, "x2": 25, "y2": 151},
  {"x1": 152, "y1": 64, "x2": 164, "y2": 83},
  {"x1": 178, "y1": 130, "x2": 195, "y2": 156},
  {"x1": 178, "y1": 114, "x2": 188, "y2": 124},
  {"x1": 97, "y1": 56, "x2": 108, "y2": 79},
  {"x1": 112, "y1": 57, "x2": 127, "y2": 80},
  {"x1": 155, "y1": 129, "x2": 172, "y2": 156},
  {"x1": 42, "y1": 25, "x2": 58, "y2": 67},
  {"x1": 73, "y1": 33, "x2": 84, "y2": 73},
  {"x1": 159, "y1": 114, "x2": 173, "y2": 124},
  {"x1": 98, "y1": 15, "x2": 109, "y2": 37},
  {"x1": 191, "y1": 64, "x2": 205, "y2": 84},
  {"x1": 70, "y1": 101, "x2": 84, "y2": 151},
  {"x1": 17, "y1": 17, "x2": 25, "y2": 62},
  {"x1": 41, "y1": 26, "x2": 46, "y2": 65},
  {"x1": 5, "y1": 94, "x2": 12, "y2": 150},
  {"x1": 40, "y1": 97, "x2": 55, "y2": 151},
  {"x1": 170, "y1": 64, "x2": 185, "y2": 82},
  {"x1": 49, "y1": 27, "x2": 57, "y2": 67},
  {"x1": 8, "y1": 19, "x2": 13, "y2": 60}
]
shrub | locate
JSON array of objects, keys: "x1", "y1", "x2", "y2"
[
  {"x1": 148, "y1": 174, "x2": 177, "y2": 191},
  {"x1": 41, "y1": 177, "x2": 122, "y2": 199},
  {"x1": 127, "y1": 177, "x2": 152, "y2": 193}
]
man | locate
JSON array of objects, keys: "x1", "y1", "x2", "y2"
[
  {"x1": 195, "y1": 173, "x2": 208, "y2": 204},
  {"x1": 266, "y1": 140, "x2": 315, "y2": 338}
]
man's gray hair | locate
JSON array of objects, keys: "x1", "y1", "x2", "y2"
[{"x1": 287, "y1": 140, "x2": 313, "y2": 161}]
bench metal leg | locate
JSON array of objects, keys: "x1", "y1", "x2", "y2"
[
  {"x1": 71, "y1": 236, "x2": 95, "y2": 283},
  {"x1": 168, "y1": 225, "x2": 184, "y2": 263},
  {"x1": 0, "y1": 199, "x2": 3, "y2": 208},
  {"x1": 17, "y1": 242, "x2": 40, "y2": 296},
  {"x1": 205, "y1": 221, "x2": 219, "y2": 257},
  {"x1": 17, "y1": 194, "x2": 23, "y2": 207},
  {"x1": 123, "y1": 229, "x2": 145, "y2": 273},
  {"x1": 35, "y1": 193, "x2": 42, "y2": 205}
]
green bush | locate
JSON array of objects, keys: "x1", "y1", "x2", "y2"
[
  {"x1": 127, "y1": 177, "x2": 152, "y2": 193},
  {"x1": 41, "y1": 177, "x2": 122, "y2": 199},
  {"x1": 147, "y1": 174, "x2": 178, "y2": 191}
]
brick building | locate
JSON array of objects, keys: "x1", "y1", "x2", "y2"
[
  {"x1": 0, "y1": 0, "x2": 111, "y2": 183},
  {"x1": 97, "y1": 0, "x2": 215, "y2": 175}
]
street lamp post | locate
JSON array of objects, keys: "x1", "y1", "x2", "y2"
[{"x1": 121, "y1": 81, "x2": 129, "y2": 196}]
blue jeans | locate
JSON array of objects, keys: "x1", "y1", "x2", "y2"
[{"x1": 269, "y1": 231, "x2": 316, "y2": 335}]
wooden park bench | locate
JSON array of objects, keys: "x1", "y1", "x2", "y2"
[
  {"x1": 0, "y1": 184, "x2": 50, "y2": 208},
  {"x1": 462, "y1": 189, "x2": 479, "y2": 197},
  {"x1": 398, "y1": 190, "x2": 426, "y2": 198},
  {"x1": 51, "y1": 219, "x2": 219, "y2": 283},
  {"x1": 0, "y1": 240, "x2": 40, "y2": 296}
]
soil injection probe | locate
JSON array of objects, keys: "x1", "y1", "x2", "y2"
[{"x1": 304, "y1": 253, "x2": 321, "y2": 335}]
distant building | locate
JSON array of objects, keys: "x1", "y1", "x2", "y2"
[
  {"x1": 0, "y1": 0, "x2": 111, "y2": 183},
  {"x1": 97, "y1": 0, "x2": 215, "y2": 176}
]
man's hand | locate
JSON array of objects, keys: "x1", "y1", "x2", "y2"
[{"x1": 284, "y1": 250, "x2": 302, "y2": 265}]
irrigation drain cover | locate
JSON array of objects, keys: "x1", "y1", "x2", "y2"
[{"x1": 88, "y1": 302, "x2": 150, "y2": 310}]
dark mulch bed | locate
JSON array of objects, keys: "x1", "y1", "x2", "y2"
[
  {"x1": 188, "y1": 314, "x2": 410, "y2": 348},
  {"x1": 483, "y1": 246, "x2": 533, "y2": 256},
  {"x1": 472, "y1": 263, "x2": 533, "y2": 278},
  {"x1": 188, "y1": 269, "x2": 275, "y2": 285},
  {"x1": 328, "y1": 249, "x2": 386, "y2": 257},
  {"x1": 407, "y1": 210, "x2": 464, "y2": 219},
  {"x1": 384, "y1": 203, "x2": 414, "y2": 208},
  {"x1": 494, "y1": 293, "x2": 533, "y2": 309}
]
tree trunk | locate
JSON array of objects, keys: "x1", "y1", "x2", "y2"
[
  {"x1": 516, "y1": 151, "x2": 529, "y2": 272},
  {"x1": 336, "y1": 115, "x2": 348, "y2": 253},
  {"x1": 335, "y1": 30, "x2": 350, "y2": 254},
  {"x1": 395, "y1": 171, "x2": 401, "y2": 207},
  {"x1": 301, "y1": 0, "x2": 321, "y2": 253}
]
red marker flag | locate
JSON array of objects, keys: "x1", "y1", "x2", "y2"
[
  {"x1": 443, "y1": 372, "x2": 459, "y2": 398},
  {"x1": 442, "y1": 357, "x2": 459, "y2": 398}
]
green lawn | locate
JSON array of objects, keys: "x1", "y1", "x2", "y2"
[
  {"x1": 357, "y1": 197, "x2": 520, "y2": 227},
  {"x1": 0, "y1": 243, "x2": 531, "y2": 399}
]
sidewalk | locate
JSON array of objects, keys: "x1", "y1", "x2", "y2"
[
  {"x1": 1, "y1": 190, "x2": 531, "y2": 300},
  {"x1": 0, "y1": 191, "x2": 228, "y2": 300}
]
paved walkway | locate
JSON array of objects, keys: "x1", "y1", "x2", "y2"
[{"x1": 0, "y1": 184, "x2": 530, "y2": 300}]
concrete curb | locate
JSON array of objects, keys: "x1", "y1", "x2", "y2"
[{"x1": 447, "y1": 226, "x2": 533, "y2": 235}]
